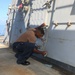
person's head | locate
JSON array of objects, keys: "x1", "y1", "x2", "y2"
[
  {"x1": 35, "y1": 23, "x2": 46, "y2": 29},
  {"x1": 35, "y1": 28, "x2": 45, "y2": 38},
  {"x1": 41, "y1": 23, "x2": 46, "y2": 27}
]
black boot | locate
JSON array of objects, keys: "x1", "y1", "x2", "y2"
[{"x1": 17, "y1": 60, "x2": 30, "y2": 65}]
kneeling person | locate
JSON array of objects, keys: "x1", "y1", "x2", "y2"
[{"x1": 12, "y1": 24, "x2": 47, "y2": 65}]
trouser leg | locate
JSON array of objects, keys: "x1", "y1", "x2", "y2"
[
  {"x1": 17, "y1": 42, "x2": 35, "y2": 64},
  {"x1": 12, "y1": 42, "x2": 23, "y2": 58}
]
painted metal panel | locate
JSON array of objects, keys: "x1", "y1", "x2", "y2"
[
  {"x1": 9, "y1": 0, "x2": 27, "y2": 44},
  {"x1": 30, "y1": 0, "x2": 50, "y2": 27},
  {"x1": 46, "y1": 0, "x2": 75, "y2": 67}
]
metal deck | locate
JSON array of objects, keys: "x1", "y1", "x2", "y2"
[{"x1": 0, "y1": 36, "x2": 74, "y2": 75}]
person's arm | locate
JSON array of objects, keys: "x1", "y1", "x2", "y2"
[{"x1": 40, "y1": 37, "x2": 46, "y2": 43}]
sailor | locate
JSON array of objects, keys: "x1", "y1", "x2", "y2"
[{"x1": 12, "y1": 23, "x2": 47, "y2": 65}]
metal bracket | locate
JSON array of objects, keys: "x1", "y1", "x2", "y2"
[
  {"x1": 67, "y1": 22, "x2": 71, "y2": 27},
  {"x1": 54, "y1": 22, "x2": 58, "y2": 27},
  {"x1": 42, "y1": 0, "x2": 54, "y2": 8},
  {"x1": 22, "y1": 0, "x2": 30, "y2": 4}
]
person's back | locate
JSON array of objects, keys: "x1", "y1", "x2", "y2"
[{"x1": 16, "y1": 28, "x2": 36, "y2": 43}]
